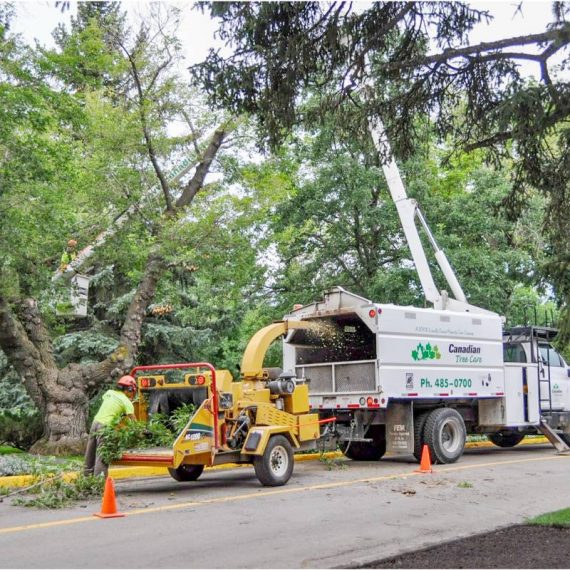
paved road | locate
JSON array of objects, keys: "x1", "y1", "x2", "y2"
[{"x1": 1, "y1": 444, "x2": 569, "y2": 568}]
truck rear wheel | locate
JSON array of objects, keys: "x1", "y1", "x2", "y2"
[
  {"x1": 340, "y1": 425, "x2": 386, "y2": 461},
  {"x1": 488, "y1": 431, "x2": 525, "y2": 448},
  {"x1": 423, "y1": 408, "x2": 466, "y2": 464},
  {"x1": 254, "y1": 435, "x2": 294, "y2": 486},
  {"x1": 413, "y1": 411, "x2": 431, "y2": 461},
  {"x1": 168, "y1": 464, "x2": 204, "y2": 482}
]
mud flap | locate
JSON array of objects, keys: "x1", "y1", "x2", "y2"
[{"x1": 386, "y1": 402, "x2": 413, "y2": 454}]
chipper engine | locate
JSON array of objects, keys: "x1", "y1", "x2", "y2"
[{"x1": 114, "y1": 320, "x2": 328, "y2": 486}]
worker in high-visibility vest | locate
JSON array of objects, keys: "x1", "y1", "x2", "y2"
[
  {"x1": 84, "y1": 376, "x2": 137, "y2": 477},
  {"x1": 60, "y1": 239, "x2": 78, "y2": 271}
]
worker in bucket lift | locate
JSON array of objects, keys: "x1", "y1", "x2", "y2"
[
  {"x1": 60, "y1": 239, "x2": 77, "y2": 271},
  {"x1": 84, "y1": 376, "x2": 137, "y2": 478}
]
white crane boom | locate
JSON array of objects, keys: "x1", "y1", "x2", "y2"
[{"x1": 368, "y1": 117, "x2": 494, "y2": 315}]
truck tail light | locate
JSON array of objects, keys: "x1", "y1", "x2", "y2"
[{"x1": 196, "y1": 375, "x2": 206, "y2": 385}]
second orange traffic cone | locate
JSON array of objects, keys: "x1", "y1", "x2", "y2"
[
  {"x1": 415, "y1": 444, "x2": 433, "y2": 474},
  {"x1": 94, "y1": 476, "x2": 125, "y2": 518}
]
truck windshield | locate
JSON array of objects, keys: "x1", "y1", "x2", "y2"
[{"x1": 538, "y1": 344, "x2": 564, "y2": 367}]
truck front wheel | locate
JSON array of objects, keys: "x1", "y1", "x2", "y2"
[
  {"x1": 423, "y1": 408, "x2": 466, "y2": 464},
  {"x1": 488, "y1": 430, "x2": 525, "y2": 448},
  {"x1": 168, "y1": 464, "x2": 205, "y2": 482},
  {"x1": 254, "y1": 435, "x2": 294, "y2": 486}
]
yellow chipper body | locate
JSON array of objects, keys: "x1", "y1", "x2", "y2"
[{"x1": 115, "y1": 320, "x2": 323, "y2": 486}]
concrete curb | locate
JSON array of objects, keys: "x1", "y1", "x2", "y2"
[{"x1": 0, "y1": 437, "x2": 548, "y2": 489}]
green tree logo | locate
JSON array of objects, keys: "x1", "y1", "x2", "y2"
[{"x1": 411, "y1": 342, "x2": 441, "y2": 361}]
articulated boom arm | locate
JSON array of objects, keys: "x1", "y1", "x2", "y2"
[{"x1": 368, "y1": 118, "x2": 492, "y2": 315}]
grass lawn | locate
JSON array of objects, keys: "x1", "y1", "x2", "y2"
[
  {"x1": 528, "y1": 508, "x2": 570, "y2": 527},
  {"x1": 0, "y1": 445, "x2": 25, "y2": 455}
]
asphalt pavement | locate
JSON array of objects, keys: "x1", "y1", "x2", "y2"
[{"x1": 1, "y1": 443, "x2": 569, "y2": 568}]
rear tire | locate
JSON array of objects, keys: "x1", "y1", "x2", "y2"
[
  {"x1": 488, "y1": 431, "x2": 525, "y2": 448},
  {"x1": 168, "y1": 464, "x2": 204, "y2": 482},
  {"x1": 423, "y1": 408, "x2": 466, "y2": 464},
  {"x1": 254, "y1": 435, "x2": 294, "y2": 486},
  {"x1": 413, "y1": 411, "x2": 431, "y2": 461},
  {"x1": 340, "y1": 425, "x2": 386, "y2": 461}
]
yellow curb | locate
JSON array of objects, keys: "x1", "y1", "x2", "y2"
[
  {"x1": 465, "y1": 436, "x2": 547, "y2": 449},
  {"x1": 0, "y1": 438, "x2": 549, "y2": 489}
]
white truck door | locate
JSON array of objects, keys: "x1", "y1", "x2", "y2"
[{"x1": 538, "y1": 343, "x2": 570, "y2": 411}]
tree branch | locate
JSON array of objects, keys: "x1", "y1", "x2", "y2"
[
  {"x1": 116, "y1": 39, "x2": 175, "y2": 212},
  {"x1": 175, "y1": 125, "x2": 228, "y2": 209},
  {"x1": 379, "y1": 25, "x2": 570, "y2": 73}
]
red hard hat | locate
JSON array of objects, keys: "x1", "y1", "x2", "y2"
[{"x1": 117, "y1": 375, "x2": 136, "y2": 390}]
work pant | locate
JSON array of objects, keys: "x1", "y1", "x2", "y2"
[{"x1": 83, "y1": 421, "x2": 108, "y2": 478}]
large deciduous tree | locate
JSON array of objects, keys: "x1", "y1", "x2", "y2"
[
  {"x1": 194, "y1": 1, "x2": 570, "y2": 341},
  {"x1": 0, "y1": 5, "x2": 229, "y2": 453}
]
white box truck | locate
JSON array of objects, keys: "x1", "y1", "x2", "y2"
[{"x1": 279, "y1": 119, "x2": 570, "y2": 464}]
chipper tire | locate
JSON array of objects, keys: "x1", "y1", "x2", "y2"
[
  {"x1": 254, "y1": 435, "x2": 294, "y2": 487},
  {"x1": 340, "y1": 425, "x2": 386, "y2": 461},
  {"x1": 168, "y1": 464, "x2": 205, "y2": 482},
  {"x1": 423, "y1": 408, "x2": 466, "y2": 464},
  {"x1": 488, "y1": 430, "x2": 525, "y2": 448}
]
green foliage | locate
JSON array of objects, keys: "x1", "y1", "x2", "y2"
[
  {"x1": 0, "y1": 453, "x2": 80, "y2": 478},
  {"x1": 53, "y1": 332, "x2": 120, "y2": 366},
  {"x1": 168, "y1": 402, "x2": 196, "y2": 434},
  {"x1": 457, "y1": 481, "x2": 473, "y2": 488},
  {"x1": 96, "y1": 404, "x2": 196, "y2": 464},
  {"x1": 0, "y1": 412, "x2": 43, "y2": 451},
  {"x1": 506, "y1": 286, "x2": 559, "y2": 329},
  {"x1": 194, "y1": 2, "x2": 570, "y2": 341},
  {"x1": 13, "y1": 473, "x2": 105, "y2": 509},
  {"x1": 251, "y1": 125, "x2": 544, "y2": 319},
  {"x1": 0, "y1": 454, "x2": 34, "y2": 476}
]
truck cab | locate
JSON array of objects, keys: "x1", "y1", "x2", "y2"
[{"x1": 503, "y1": 326, "x2": 570, "y2": 412}]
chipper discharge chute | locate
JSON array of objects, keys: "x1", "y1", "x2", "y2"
[{"x1": 114, "y1": 320, "x2": 330, "y2": 486}]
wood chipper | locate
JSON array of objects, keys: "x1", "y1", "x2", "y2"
[{"x1": 114, "y1": 320, "x2": 331, "y2": 486}]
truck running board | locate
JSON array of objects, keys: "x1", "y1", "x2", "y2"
[{"x1": 538, "y1": 420, "x2": 570, "y2": 453}]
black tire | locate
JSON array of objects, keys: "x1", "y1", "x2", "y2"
[
  {"x1": 423, "y1": 408, "x2": 466, "y2": 464},
  {"x1": 560, "y1": 434, "x2": 570, "y2": 446},
  {"x1": 340, "y1": 425, "x2": 386, "y2": 461},
  {"x1": 168, "y1": 464, "x2": 204, "y2": 482},
  {"x1": 488, "y1": 431, "x2": 525, "y2": 448},
  {"x1": 254, "y1": 435, "x2": 294, "y2": 486},
  {"x1": 413, "y1": 411, "x2": 431, "y2": 461}
]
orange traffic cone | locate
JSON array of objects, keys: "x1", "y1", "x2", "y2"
[
  {"x1": 414, "y1": 444, "x2": 433, "y2": 474},
  {"x1": 94, "y1": 476, "x2": 125, "y2": 518}
]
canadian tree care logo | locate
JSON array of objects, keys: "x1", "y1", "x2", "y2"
[{"x1": 411, "y1": 342, "x2": 441, "y2": 361}]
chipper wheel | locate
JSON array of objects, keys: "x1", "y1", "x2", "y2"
[
  {"x1": 168, "y1": 464, "x2": 205, "y2": 482},
  {"x1": 254, "y1": 435, "x2": 294, "y2": 487}
]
